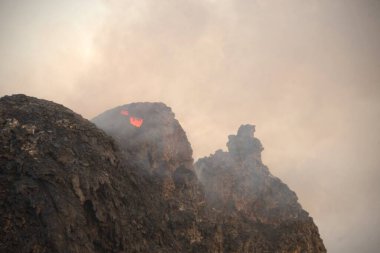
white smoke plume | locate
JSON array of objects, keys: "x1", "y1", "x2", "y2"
[{"x1": 1, "y1": 0, "x2": 380, "y2": 252}]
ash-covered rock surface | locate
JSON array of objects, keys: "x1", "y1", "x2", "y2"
[
  {"x1": 0, "y1": 94, "x2": 326, "y2": 253},
  {"x1": 195, "y1": 124, "x2": 326, "y2": 252}
]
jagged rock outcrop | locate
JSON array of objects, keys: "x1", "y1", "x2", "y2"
[
  {"x1": 92, "y1": 103, "x2": 193, "y2": 174},
  {"x1": 196, "y1": 124, "x2": 326, "y2": 252},
  {"x1": 92, "y1": 103, "x2": 206, "y2": 250},
  {"x1": 0, "y1": 95, "x2": 200, "y2": 252},
  {"x1": 0, "y1": 94, "x2": 325, "y2": 252}
]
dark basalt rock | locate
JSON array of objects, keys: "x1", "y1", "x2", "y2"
[{"x1": 0, "y1": 94, "x2": 139, "y2": 252}]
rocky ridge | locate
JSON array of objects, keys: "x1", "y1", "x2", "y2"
[
  {"x1": 92, "y1": 103, "x2": 206, "y2": 250},
  {"x1": 196, "y1": 124, "x2": 326, "y2": 252},
  {"x1": 0, "y1": 94, "x2": 326, "y2": 252}
]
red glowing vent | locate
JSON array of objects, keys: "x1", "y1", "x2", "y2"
[
  {"x1": 120, "y1": 109, "x2": 143, "y2": 128},
  {"x1": 130, "y1": 117, "x2": 143, "y2": 128},
  {"x1": 120, "y1": 110, "x2": 129, "y2": 116}
]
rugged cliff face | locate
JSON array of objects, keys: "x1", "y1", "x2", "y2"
[
  {"x1": 92, "y1": 103, "x2": 194, "y2": 174},
  {"x1": 196, "y1": 124, "x2": 326, "y2": 252},
  {"x1": 92, "y1": 103, "x2": 206, "y2": 250},
  {"x1": 0, "y1": 94, "x2": 141, "y2": 252},
  {"x1": 0, "y1": 95, "x2": 201, "y2": 252},
  {"x1": 0, "y1": 94, "x2": 325, "y2": 252}
]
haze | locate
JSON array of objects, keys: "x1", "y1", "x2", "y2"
[{"x1": 1, "y1": 0, "x2": 379, "y2": 252}]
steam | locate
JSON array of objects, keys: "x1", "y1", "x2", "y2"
[{"x1": 1, "y1": 0, "x2": 380, "y2": 252}]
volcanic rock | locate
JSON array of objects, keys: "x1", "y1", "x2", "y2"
[
  {"x1": 92, "y1": 103, "x2": 206, "y2": 249},
  {"x1": 0, "y1": 94, "x2": 326, "y2": 252},
  {"x1": 0, "y1": 95, "x2": 199, "y2": 252},
  {"x1": 92, "y1": 103, "x2": 193, "y2": 175},
  {"x1": 0, "y1": 94, "x2": 138, "y2": 252},
  {"x1": 195, "y1": 124, "x2": 326, "y2": 252}
]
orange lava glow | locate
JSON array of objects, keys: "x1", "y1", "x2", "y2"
[
  {"x1": 120, "y1": 109, "x2": 143, "y2": 127},
  {"x1": 120, "y1": 110, "x2": 129, "y2": 116},
  {"x1": 130, "y1": 117, "x2": 143, "y2": 128}
]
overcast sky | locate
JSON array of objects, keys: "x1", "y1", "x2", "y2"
[{"x1": 1, "y1": 0, "x2": 380, "y2": 252}]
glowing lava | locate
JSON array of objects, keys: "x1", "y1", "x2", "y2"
[
  {"x1": 120, "y1": 110, "x2": 129, "y2": 116},
  {"x1": 130, "y1": 117, "x2": 143, "y2": 128},
  {"x1": 120, "y1": 109, "x2": 143, "y2": 127}
]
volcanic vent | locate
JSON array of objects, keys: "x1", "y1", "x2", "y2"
[{"x1": 92, "y1": 102, "x2": 206, "y2": 250}]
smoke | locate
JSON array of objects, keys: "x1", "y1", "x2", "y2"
[{"x1": 1, "y1": 0, "x2": 380, "y2": 252}]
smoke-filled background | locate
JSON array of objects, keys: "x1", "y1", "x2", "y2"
[{"x1": 1, "y1": 0, "x2": 379, "y2": 252}]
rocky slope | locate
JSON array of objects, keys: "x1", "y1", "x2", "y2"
[
  {"x1": 0, "y1": 94, "x2": 139, "y2": 252},
  {"x1": 0, "y1": 95, "x2": 201, "y2": 252},
  {"x1": 196, "y1": 124, "x2": 326, "y2": 252},
  {"x1": 92, "y1": 103, "x2": 206, "y2": 250},
  {"x1": 0, "y1": 94, "x2": 326, "y2": 252}
]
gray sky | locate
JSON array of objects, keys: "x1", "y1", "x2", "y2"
[{"x1": 1, "y1": 0, "x2": 380, "y2": 252}]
